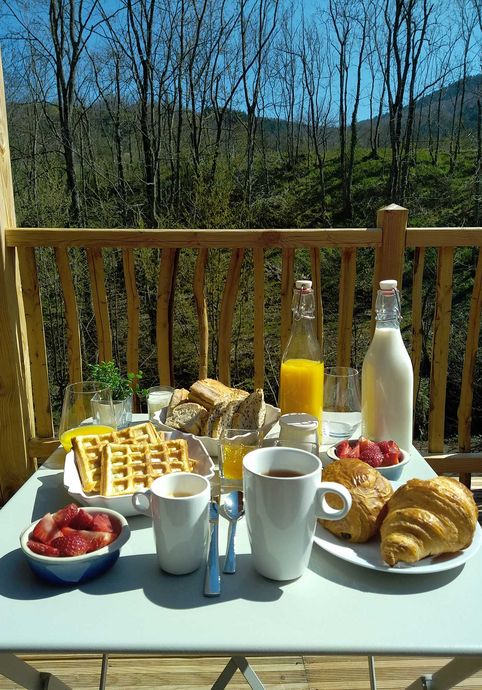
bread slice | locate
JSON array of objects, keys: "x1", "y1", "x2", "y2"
[
  {"x1": 165, "y1": 402, "x2": 208, "y2": 435},
  {"x1": 231, "y1": 389, "x2": 266, "y2": 430},
  {"x1": 166, "y1": 388, "x2": 190, "y2": 417},
  {"x1": 188, "y1": 378, "x2": 248, "y2": 410},
  {"x1": 207, "y1": 397, "x2": 242, "y2": 439}
]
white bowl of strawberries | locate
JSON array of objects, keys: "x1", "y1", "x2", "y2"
[
  {"x1": 326, "y1": 437, "x2": 410, "y2": 479},
  {"x1": 20, "y1": 504, "x2": 130, "y2": 585}
]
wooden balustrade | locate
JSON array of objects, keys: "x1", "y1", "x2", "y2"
[{"x1": 1, "y1": 52, "x2": 482, "y2": 502}]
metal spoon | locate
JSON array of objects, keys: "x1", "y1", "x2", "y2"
[{"x1": 221, "y1": 490, "x2": 245, "y2": 574}]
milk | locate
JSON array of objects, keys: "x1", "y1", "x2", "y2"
[{"x1": 361, "y1": 325, "x2": 413, "y2": 450}]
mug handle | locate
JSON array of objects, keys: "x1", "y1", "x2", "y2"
[
  {"x1": 315, "y1": 482, "x2": 352, "y2": 521},
  {"x1": 132, "y1": 490, "x2": 152, "y2": 516}
]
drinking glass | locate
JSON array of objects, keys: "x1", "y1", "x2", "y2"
[
  {"x1": 219, "y1": 428, "x2": 263, "y2": 486},
  {"x1": 265, "y1": 438, "x2": 320, "y2": 456},
  {"x1": 322, "y1": 367, "x2": 361, "y2": 444},
  {"x1": 147, "y1": 385, "x2": 174, "y2": 421},
  {"x1": 58, "y1": 381, "x2": 117, "y2": 451}
]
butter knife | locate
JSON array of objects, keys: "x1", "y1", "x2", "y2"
[{"x1": 204, "y1": 500, "x2": 220, "y2": 596}]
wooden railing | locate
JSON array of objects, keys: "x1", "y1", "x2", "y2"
[{"x1": 1, "y1": 59, "x2": 482, "y2": 501}]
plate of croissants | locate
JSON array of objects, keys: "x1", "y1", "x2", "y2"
[{"x1": 314, "y1": 458, "x2": 481, "y2": 573}]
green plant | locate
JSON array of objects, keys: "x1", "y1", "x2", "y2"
[{"x1": 87, "y1": 361, "x2": 143, "y2": 401}]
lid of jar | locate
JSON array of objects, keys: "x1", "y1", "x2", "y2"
[
  {"x1": 279, "y1": 413, "x2": 318, "y2": 430},
  {"x1": 295, "y1": 280, "x2": 312, "y2": 290},
  {"x1": 379, "y1": 279, "x2": 397, "y2": 290}
]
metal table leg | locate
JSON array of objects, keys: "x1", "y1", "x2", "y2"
[
  {"x1": 368, "y1": 655, "x2": 377, "y2": 690},
  {"x1": 0, "y1": 653, "x2": 71, "y2": 690},
  {"x1": 211, "y1": 656, "x2": 265, "y2": 690},
  {"x1": 404, "y1": 656, "x2": 482, "y2": 690}
]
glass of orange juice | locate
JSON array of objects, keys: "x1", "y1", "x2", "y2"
[
  {"x1": 58, "y1": 381, "x2": 117, "y2": 452},
  {"x1": 219, "y1": 428, "x2": 263, "y2": 486}
]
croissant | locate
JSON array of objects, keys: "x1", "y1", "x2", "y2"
[
  {"x1": 380, "y1": 476, "x2": 478, "y2": 566},
  {"x1": 320, "y1": 458, "x2": 393, "y2": 543}
]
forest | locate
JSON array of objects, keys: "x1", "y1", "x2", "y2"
[{"x1": 0, "y1": 0, "x2": 481, "y2": 444}]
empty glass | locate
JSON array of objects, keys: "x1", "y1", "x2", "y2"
[
  {"x1": 322, "y1": 367, "x2": 361, "y2": 444},
  {"x1": 58, "y1": 381, "x2": 116, "y2": 451}
]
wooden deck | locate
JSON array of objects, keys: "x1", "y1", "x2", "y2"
[{"x1": 2, "y1": 654, "x2": 482, "y2": 689}]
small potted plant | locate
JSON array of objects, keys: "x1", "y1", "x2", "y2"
[{"x1": 88, "y1": 361, "x2": 142, "y2": 429}]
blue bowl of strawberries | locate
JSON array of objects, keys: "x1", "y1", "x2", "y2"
[
  {"x1": 326, "y1": 437, "x2": 410, "y2": 479},
  {"x1": 20, "y1": 504, "x2": 130, "y2": 585}
]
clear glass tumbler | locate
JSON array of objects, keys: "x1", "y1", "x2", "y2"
[
  {"x1": 58, "y1": 381, "x2": 116, "y2": 451},
  {"x1": 322, "y1": 366, "x2": 361, "y2": 444},
  {"x1": 219, "y1": 428, "x2": 263, "y2": 486}
]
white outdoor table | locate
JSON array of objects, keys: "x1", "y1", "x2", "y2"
[{"x1": 0, "y1": 441, "x2": 481, "y2": 690}]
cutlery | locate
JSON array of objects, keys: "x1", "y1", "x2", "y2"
[
  {"x1": 221, "y1": 490, "x2": 245, "y2": 574},
  {"x1": 204, "y1": 500, "x2": 220, "y2": 596}
]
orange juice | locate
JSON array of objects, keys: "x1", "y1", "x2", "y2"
[
  {"x1": 60, "y1": 425, "x2": 115, "y2": 451},
  {"x1": 220, "y1": 443, "x2": 257, "y2": 480},
  {"x1": 279, "y1": 358, "x2": 324, "y2": 430}
]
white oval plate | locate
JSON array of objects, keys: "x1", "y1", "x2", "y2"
[
  {"x1": 153, "y1": 403, "x2": 280, "y2": 457},
  {"x1": 314, "y1": 521, "x2": 482, "y2": 574},
  {"x1": 325, "y1": 443, "x2": 410, "y2": 478},
  {"x1": 63, "y1": 430, "x2": 214, "y2": 517}
]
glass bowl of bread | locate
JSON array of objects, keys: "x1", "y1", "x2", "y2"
[
  {"x1": 153, "y1": 378, "x2": 280, "y2": 456},
  {"x1": 63, "y1": 422, "x2": 214, "y2": 516}
]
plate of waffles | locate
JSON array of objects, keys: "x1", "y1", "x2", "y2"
[{"x1": 63, "y1": 422, "x2": 215, "y2": 516}]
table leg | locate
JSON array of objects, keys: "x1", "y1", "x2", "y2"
[
  {"x1": 404, "y1": 656, "x2": 482, "y2": 690},
  {"x1": 211, "y1": 656, "x2": 265, "y2": 690},
  {"x1": 368, "y1": 655, "x2": 377, "y2": 690},
  {"x1": 0, "y1": 653, "x2": 71, "y2": 690}
]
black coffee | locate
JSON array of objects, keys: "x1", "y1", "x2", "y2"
[{"x1": 262, "y1": 470, "x2": 304, "y2": 478}]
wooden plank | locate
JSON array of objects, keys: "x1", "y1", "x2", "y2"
[
  {"x1": 280, "y1": 249, "x2": 295, "y2": 356},
  {"x1": 406, "y1": 227, "x2": 482, "y2": 247},
  {"x1": 0, "y1": 51, "x2": 34, "y2": 499},
  {"x1": 86, "y1": 248, "x2": 112, "y2": 363},
  {"x1": 253, "y1": 248, "x2": 265, "y2": 390},
  {"x1": 376, "y1": 204, "x2": 408, "y2": 288},
  {"x1": 6, "y1": 227, "x2": 382, "y2": 249},
  {"x1": 17, "y1": 247, "x2": 53, "y2": 439},
  {"x1": 411, "y1": 247, "x2": 425, "y2": 410},
  {"x1": 156, "y1": 249, "x2": 178, "y2": 386},
  {"x1": 122, "y1": 249, "x2": 140, "y2": 394},
  {"x1": 428, "y1": 247, "x2": 454, "y2": 452},
  {"x1": 193, "y1": 248, "x2": 209, "y2": 380},
  {"x1": 424, "y1": 452, "x2": 482, "y2": 475},
  {"x1": 218, "y1": 249, "x2": 244, "y2": 386},
  {"x1": 310, "y1": 248, "x2": 323, "y2": 350},
  {"x1": 55, "y1": 248, "x2": 82, "y2": 383},
  {"x1": 458, "y1": 249, "x2": 482, "y2": 451},
  {"x1": 337, "y1": 248, "x2": 356, "y2": 367}
]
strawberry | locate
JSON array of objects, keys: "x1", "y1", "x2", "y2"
[
  {"x1": 52, "y1": 503, "x2": 79, "y2": 528},
  {"x1": 335, "y1": 440, "x2": 352, "y2": 459},
  {"x1": 51, "y1": 534, "x2": 90, "y2": 557},
  {"x1": 377, "y1": 440, "x2": 401, "y2": 467},
  {"x1": 61, "y1": 527, "x2": 117, "y2": 551},
  {"x1": 347, "y1": 441, "x2": 361, "y2": 458},
  {"x1": 69, "y1": 508, "x2": 94, "y2": 530},
  {"x1": 27, "y1": 540, "x2": 60, "y2": 557},
  {"x1": 91, "y1": 513, "x2": 115, "y2": 533},
  {"x1": 31, "y1": 514, "x2": 63, "y2": 545},
  {"x1": 360, "y1": 445, "x2": 384, "y2": 468},
  {"x1": 359, "y1": 436, "x2": 378, "y2": 453}
]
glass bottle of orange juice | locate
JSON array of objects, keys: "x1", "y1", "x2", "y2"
[{"x1": 279, "y1": 280, "x2": 324, "y2": 437}]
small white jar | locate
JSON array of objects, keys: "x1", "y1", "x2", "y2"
[{"x1": 279, "y1": 413, "x2": 319, "y2": 445}]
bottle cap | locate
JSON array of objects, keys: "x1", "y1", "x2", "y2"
[
  {"x1": 379, "y1": 279, "x2": 397, "y2": 291},
  {"x1": 295, "y1": 280, "x2": 312, "y2": 290}
]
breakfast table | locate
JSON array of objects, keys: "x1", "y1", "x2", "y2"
[{"x1": 0, "y1": 427, "x2": 481, "y2": 690}]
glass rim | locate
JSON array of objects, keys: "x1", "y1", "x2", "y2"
[
  {"x1": 64, "y1": 381, "x2": 113, "y2": 394},
  {"x1": 324, "y1": 366, "x2": 359, "y2": 378}
]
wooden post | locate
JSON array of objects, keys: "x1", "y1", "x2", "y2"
[
  {"x1": 0, "y1": 52, "x2": 34, "y2": 501},
  {"x1": 371, "y1": 204, "x2": 408, "y2": 332}
]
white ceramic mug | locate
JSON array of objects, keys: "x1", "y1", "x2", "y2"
[
  {"x1": 132, "y1": 473, "x2": 210, "y2": 575},
  {"x1": 243, "y1": 447, "x2": 352, "y2": 581}
]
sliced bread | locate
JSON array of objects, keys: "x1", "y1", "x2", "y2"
[
  {"x1": 165, "y1": 402, "x2": 208, "y2": 435},
  {"x1": 231, "y1": 389, "x2": 266, "y2": 430}
]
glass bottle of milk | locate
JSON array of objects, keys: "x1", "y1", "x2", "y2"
[{"x1": 361, "y1": 279, "x2": 413, "y2": 450}]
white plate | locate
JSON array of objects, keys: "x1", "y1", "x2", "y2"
[
  {"x1": 325, "y1": 443, "x2": 410, "y2": 479},
  {"x1": 314, "y1": 521, "x2": 482, "y2": 574},
  {"x1": 63, "y1": 430, "x2": 215, "y2": 517},
  {"x1": 153, "y1": 403, "x2": 281, "y2": 457}
]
